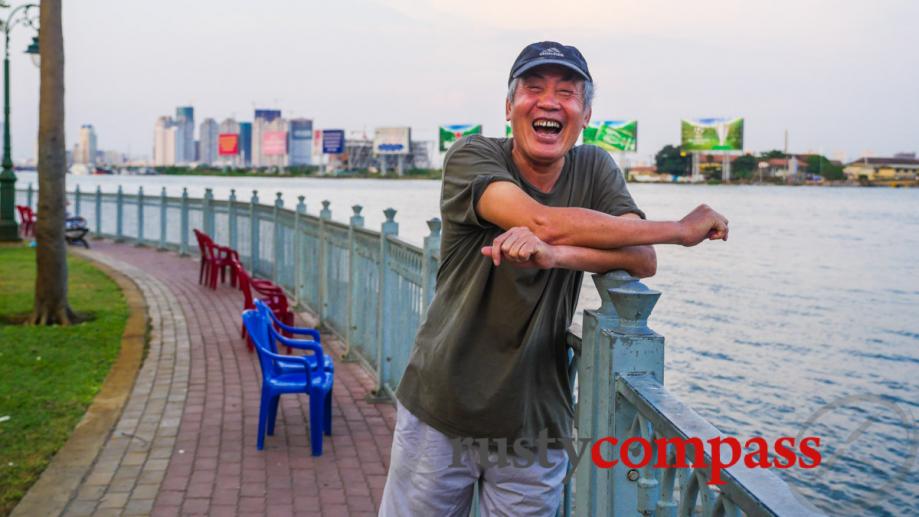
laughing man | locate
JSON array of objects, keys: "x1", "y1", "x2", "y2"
[{"x1": 380, "y1": 41, "x2": 729, "y2": 516}]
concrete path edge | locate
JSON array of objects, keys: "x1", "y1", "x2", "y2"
[{"x1": 11, "y1": 249, "x2": 148, "y2": 517}]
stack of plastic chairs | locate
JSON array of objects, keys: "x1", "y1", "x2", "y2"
[
  {"x1": 193, "y1": 229, "x2": 239, "y2": 290},
  {"x1": 241, "y1": 306, "x2": 333, "y2": 456}
]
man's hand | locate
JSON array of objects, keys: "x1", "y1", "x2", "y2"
[
  {"x1": 678, "y1": 204, "x2": 729, "y2": 246},
  {"x1": 481, "y1": 227, "x2": 557, "y2": 269}
]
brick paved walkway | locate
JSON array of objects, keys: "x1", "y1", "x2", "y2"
[{"x1": 62, "y1": 241, "x2": 395, "y2": 516}]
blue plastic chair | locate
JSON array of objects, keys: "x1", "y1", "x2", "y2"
[
  {"x1": 253, "y1": 299, "x2": 334, "y2": 374},
  {"x1": 242, "y1": 309, "x2": 333, "y2": 456}
]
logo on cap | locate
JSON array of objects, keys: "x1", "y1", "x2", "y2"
[{"x1": 539, "y1": 47, "x2": 565, "y2": 58}]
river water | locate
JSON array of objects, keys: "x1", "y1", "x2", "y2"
[{"x1": 17, "y1": 172, "x2": 919, "y2": 515}]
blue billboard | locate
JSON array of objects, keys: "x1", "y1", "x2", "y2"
[{"x1": 322, "y1": 130, "x2": 345, "y2": 154}]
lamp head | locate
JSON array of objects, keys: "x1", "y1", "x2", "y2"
[{"x1": 25, "y1": 35, "x2": 39, "y2": 68}]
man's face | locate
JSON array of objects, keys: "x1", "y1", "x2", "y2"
[{"x1": 505, "y1": 65, "x2": 591, "y2": 167}]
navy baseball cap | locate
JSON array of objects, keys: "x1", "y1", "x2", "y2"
[{"x1": 508, "y1": 41, "x2": 592, "y2": 85}]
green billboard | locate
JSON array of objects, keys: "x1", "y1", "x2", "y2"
[
  {"x1": 439, "y1": 124, "x2": 482, "y2": 152},
  {"x1": 681, "y1": 118, "x2": 744, "y2": 151},
  {"x1": 582, "y1": 120, "x2": 638, "y2": 152}
]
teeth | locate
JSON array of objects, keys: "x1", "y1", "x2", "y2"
[{"x1": 533, "y1": 119, "x2": 561, "y2": 129}]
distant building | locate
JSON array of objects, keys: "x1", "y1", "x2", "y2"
[
  {"x1": 844, "y1": 156, "x2": 919, "y2": 182},
  {"x1": 217, "y1": 118, "x2": 241, "y2": 167},
  {"x1": 175, "y1": 106, "x2": 195, "y2": 164},
  {"x1": 198, "y1": 118, "x2": 219, "y2": 166},
  {"x1": 409, "y1": 140, "x2": 433, "y2": 169},
  {"x1": 239, "y1": 122, "x2": 252, "y2": 166},
  {"x1": 252, "y1": 109, "x2": 282, "y2": 167},
  {"x1": 74, "y1": 124, "x2": 97, "y2": 165},
  {"x1": 288, "y1": 118, "x2": 313, "y2": 166},
  {"x1": 153, "y1": 116, "x2": 177, "y2": 166}
]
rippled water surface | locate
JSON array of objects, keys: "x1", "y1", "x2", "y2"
[{"x1": 18, "y1": 173, "x2": 919, "y2": 515}]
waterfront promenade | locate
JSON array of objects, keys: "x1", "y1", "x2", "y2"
[{"x1": 19, "y1": 240, "x2": 394, "y2": 516}]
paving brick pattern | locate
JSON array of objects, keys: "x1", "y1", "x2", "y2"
[{"x1": 64, "y1": 242, "x2": 395, "y2": 516}]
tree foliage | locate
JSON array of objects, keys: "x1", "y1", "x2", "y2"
[{"x1": 655, "y1": 145, "x2": 690, "y2": 176}]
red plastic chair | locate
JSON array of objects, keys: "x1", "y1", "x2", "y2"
[
  {"x1": 16, "y1": 206, "x2": 36, "y2": 237},
  {"x1": 233, "y1": 259, "x2": 294, "y2": 352},
  {"x1": 193, "y1": 229, "x2": 239, "y2": 290}
]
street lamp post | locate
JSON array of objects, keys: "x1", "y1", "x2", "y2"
[{"x1": 0, "y1": 3, "x2": 39, "y2": 241}]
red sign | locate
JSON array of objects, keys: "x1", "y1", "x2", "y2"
[
  {"x1": 218, "y1": 134, "x2": 239, "y2": 156},
  {"x1": 263, "y1": 131, "x2": 287, "y2": 156}
]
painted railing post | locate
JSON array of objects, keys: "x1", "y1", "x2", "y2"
[
  {"x1": 203, "y1": 188, "x2": 214, "y2": 236},
  {"x1": 26, "y1": 183, "x2": 33, "y2": 209},
  {"x1": 575, "y1": 273, "x2": 664, "y2": 517},
  {"x1": 575, "y1": 271, "x2": 640, "y2": 516},
  {"x1": 179, "y1": 187, "x2": 190, "y2": 256},
  {"x1": 115, "y1": 185, "x2": 124, "y2": 242},
  {"x1": 228, "y1": 189, "x2": 238, "y2": 251},
  {"x1": 249, "y1": 190, "x2": 260, "y2": 272},
  {"x1": 158, "y1": 187, "x2": 167, "y2": 250},
  {"x1": 136, "y1": 186, "x2": 145, "y2": 245},
  {"x1": 293, "y1": 195, "x2": 307, "y2": 305},
  {"x1": 272, "y1": 192, "x2": 283, "y2": 284},
  {"x1": 343, "y1": 204, "x2": 364, "y2": 362},
  {"x1": 421, "y1": 218, "x2": 441, "y2": 319},
  {"x1": 372, "y1": 208, "x2": 398, "y2": 397},
  {"x1": 74, "y1": 185, "x2": 81, "y2": 216},
  {"x1": 318, "y1": 200, "x2": 332, "y2": 323},
  {"x1": 94, "y1": 186, "x2": 102, "y2": 237}
]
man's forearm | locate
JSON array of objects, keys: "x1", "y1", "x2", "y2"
[
  {"x1": 552, "y1": 244, "x2": 657, "y2": 277},
  {"x1": 532, "y1": 207, "x2": 684, "y2": 249},
  {"x1": 478, "y1": 182, "x2": 688, "y2": 249}
]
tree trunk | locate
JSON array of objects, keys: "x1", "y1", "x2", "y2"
[{"x1": 32, "y1": 0, "x2": 73, "y2": 325}]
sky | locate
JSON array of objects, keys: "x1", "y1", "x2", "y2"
[{"x1": 5, "y1": 0, "x2": 919, "y2": 163}]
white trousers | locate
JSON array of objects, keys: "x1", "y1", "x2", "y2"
[{"x1": 379, "y1": 401, "x2": 568, "y2": 517}]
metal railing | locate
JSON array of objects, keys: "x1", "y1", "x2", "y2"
[{"x1": 16, "y1": 183, "x2": 822, "y2": 516}]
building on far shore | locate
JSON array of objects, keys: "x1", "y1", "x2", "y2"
[{"x1": 844, "y1": 155, "x2": 919, "y2": 182}]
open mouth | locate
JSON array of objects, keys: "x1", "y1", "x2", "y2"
[{"x1": 532, "y1": 118, "x2": 563, "y2": 135}]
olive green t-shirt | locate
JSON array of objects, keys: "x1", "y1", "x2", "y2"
[{"x1": 396, "y1": 135, "x2": 644, "y2": 444}]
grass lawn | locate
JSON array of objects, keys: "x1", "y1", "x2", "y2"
[{"x1": 0, "y1": 246, "x2": 128, "y2": 516}]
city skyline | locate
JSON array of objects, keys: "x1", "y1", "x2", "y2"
[{"x1": 4, "y1": 0, "x2": 918, "y2": 162}]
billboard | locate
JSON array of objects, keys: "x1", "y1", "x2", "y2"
[
  {"x1": 582, "y1": 120, "x2": 638, "y2": 152},
  {"x1": 373, "y1": 127, "x2": 411, "y2": 155},
  {"x1": 681, "y1": 118, "x2": 744, "y2": 151},
  {"x1": 322, "y1": 129, "x2": 345, "y2": 154},
  {"x1": 262, "y1": 131, "x2": 287, "y2": 156},
  {"x1": 439, "y1": 124, "x2": 482, "y2": 152},
  {"x1": 218, "y1": 134, "x2": 239, "y2": 156}
]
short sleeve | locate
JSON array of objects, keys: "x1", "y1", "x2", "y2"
[
  {"x1": 590, "y1": 149, "x2": 645, "y2": 219},
  {"x1": 441, "y1": 136, "x2": 519, "y2": 229}
]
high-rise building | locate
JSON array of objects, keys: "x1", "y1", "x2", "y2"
[
  {"x1": 198, "y1": 118, "x2": 219, "y2": 166},
  {"x1": 217, "y1": 118, "x2": 241, "y2": 167},
  {"x1": 153, "y1": 116, "x2": 176, "y2": 166},
  {"x1": 239, "y1": 122, "x2": 252, "y2": 166},
  {"x1": 74, "y1": 124, "x2": 97, "y2": 165},
  {"x1": 252, "y1": 109, "x2": 282, "y2": 167},
  {"x1": 175, "y1": 106, "x2": 195, "y2": 163},
  {"x1": 288, "y1": 119, "x2": 313, "y2": 166}
]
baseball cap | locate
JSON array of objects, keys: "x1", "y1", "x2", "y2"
[{"x1": 508, "y1": 41, "x2": 592, "y2": 85}]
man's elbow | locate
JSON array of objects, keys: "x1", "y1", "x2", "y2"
[
  {"x1": 530, "y1": 212, "x2": 565, "y2": 245},
  {"x1": 634, "y1": 246, "x2": 657, "y2": 278}
]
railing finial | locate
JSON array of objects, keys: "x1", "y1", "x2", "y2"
[
  {"x1": 320, "y1": 200, "x2": 332, "y2": 220},
  {"x1": 275, "y1": 191, "x2": 284, "y2": 208},
  {"x1": 426, "y1": 217, "x2": 441, "y2": 237},
  {"x1": 608, "y1": 281, "x2": 661, "y2": 335},
  {"x1": 383, "y1": 207, "x2": 397, "y2": 222},
  {"x1": 592, "y1": 270, "x2": 638, "y2": 316}
]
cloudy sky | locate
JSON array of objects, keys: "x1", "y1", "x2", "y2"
[{"x1": 6, "y1": 0, "x2": 918, "y2": 162}]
